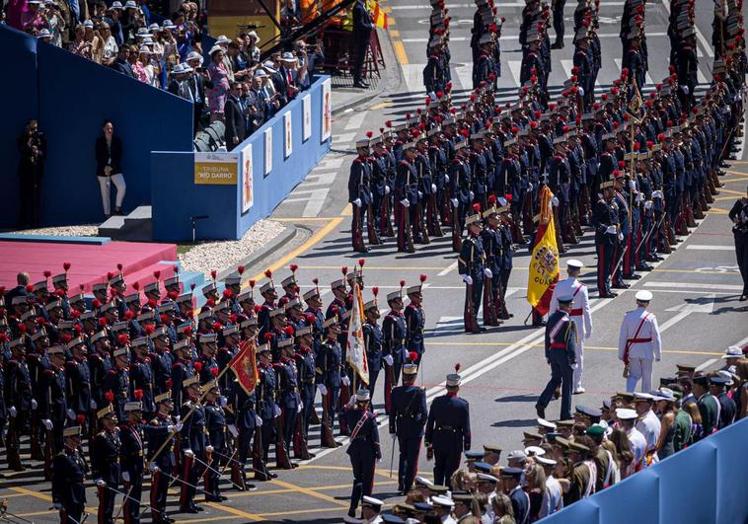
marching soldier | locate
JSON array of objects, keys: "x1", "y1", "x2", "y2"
[
  {"x1": 316, "y1": 315, "x2": 344, "y2": 447},
  {"x1": 458, "y1": 207, "x2": 486, "y2": 333},
  {"x1": 594, "y1": 179, "x2": 620, "y2": 298},
  {"x1": 144, "y1": 392, "x2": 180, "y2": 524},
  {"x1": 389, "y1": 361, "x2": 427, "y2": 495},
  {"x1": 120, "y1": 395, "x2": 145, "y2": 524},
  {"x1": 52, "y1": 426, "x2": 88, "y2": 524},
  {"x1": 105, "y1": 347, "x2": 131, "y2": 422},
  {"x1": 293, "y1": 324, "x2": 317, "y2": 461},
  {"x1": 618, "y1": 290, "x2": 662, "y2": 393},
  {"x1": 91, "y1": 404, "x2": 121, "y2": 524},
  {"x1": 404, "y1": 276, "x2": 426, "y2": 365},
  {"x1": 363, "y1": 290, "x2": 384, "y2": 396},
  {"x1": 40, "y1": 345, "x2": 70, "y2": 476},
  {"x1": 349, "y1": 137, "x2": 376, "y2": 253},
  {"x1": 728, "y1": 186, "x2": 748, "y2": 301},
  {"x1": 382, "y1": 284, "x2": 406, "y2": 413},
  {"x1": 179, "y1": 376, "x2": 207, "y2": 514},
  {"x1": 549, "y1": 259, "x2": 592, "y2": 394},
  {"x1": 535, "y1": 295, "x2": 577, "y2": 421},
  {"x1": 275, "y1": 338, "x2": 299, "y2": 469},
  {"x1": 5, "y1": 337, "x2": 33, "y2": 471},
  {"x1": 204, "y1": 381, "x2": 229, "y2": 501},
  {"x1": 256, "y1": 344, "x2": 281, "y2": 466},
  {"x1": 345, "y1": 388, "x2": 381, "y2": 522},
  {"x1": 425, "y1": 368, "x2": 470, "y2": 488}
]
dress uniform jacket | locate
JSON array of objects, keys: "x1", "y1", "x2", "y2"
[
  {"x1": 52, "y1": 449, "x2": 87, "y2": 517},
  {"x1": 88, "y1": 352, "x2": 112, "y2": 407},
  {"x1": 617, "y1": 308, "x2": 661, "y2": 362},
  {"x1": 425, "y1": 393, "x2": 471, "y2": 486},
  {"x1": 382, "y1": 311, "x2": 407, "y2": 366},
  {"x1": 717, "y1": 391, "x2": 736, "y2": 429},
  {"x1": 65, "y1": 358, "x2": 92, "y2": 414},
  {"x1": 549, "y1": 278, "x2": 592, "y2": 338},
  {"x1": 130, "y1": 358, "x2": 156, "y2": 414},
  {"x1": 91, "y1": 429, "x2": 121, "y2": 485},
  {"x1": 363, "y1": 321, "x2": 383, "y2": 390},
  {"x1": 404, "y1": 303, "x2": 425, "y2": 358}
]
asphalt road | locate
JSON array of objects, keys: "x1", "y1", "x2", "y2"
[{"x1": 3, "y1": 1, "x2": 747, "y2": 522}]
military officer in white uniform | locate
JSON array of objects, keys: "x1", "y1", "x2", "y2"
[
  {"x1": 617, "y1": 290, "x2": 661, "y2": 393},
  {"x1": 633, "y1": 393, "x2": 661, "y2": 454},
  {"x1": 549, "y1": 259, "x2": 593, "y2": 394},
  {"x1": 360, "y1": 496, "x2": 384, "y2": 523}
]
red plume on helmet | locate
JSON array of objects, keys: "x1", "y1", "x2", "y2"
[
  {"x1": 117, "y1": 333, "x2": 129, "y2": 346},
  {"x1": 283, "y1": 326, "x2": 295, "y2": 336},
  {"x1": 63, "y1": 262, "x2": 71, "y2": 272},
  {"x1": 193, "y1": 361, "x2": 203, "y2": 372},
  {"x1": 372, "y1": 287, "x2": 379, "y2": 297},
  {"x1": 132, "y1": 282, "x2": 140, "y2": 291},
  {"x1": 105, "y1": 390, "x2": 115, "y2": 403},
  {"x1": 43, "y1": 270, "x2": 52, "y2": 278},
  {"x1": 408, "y1": 351, "x2": 419, "y2": 363},
  {"x1": 253, "y1": 304, "x2": 263, "y2": 314},
  {"x1": 76, "y1": 414, "x2": 86, "y2": 424},
  {"x1": 223, "y1": 289, "x2": 233, "y2": 299},
  {"x1": 92, "y1": 299, "x2": 102, "y2": 309},
  {"x1": 455, "y1": 363, "x2": 461, "y2": 373},
  {"x1": 264, "y1": 269, "x2": 272, "y2": 279},
  {"x1": 341, "y1": 266, "x2": 348, "y2": 276},
  {"x1": 123, "y1": 310, "x2": 135, "y2": 321},
  {"x1": 264, "y1": 333, "x2": 274, "y2": 342},
  {"x1": 98, "y1": 317, "x2": 108, "y2": 327},
  {"x1": 167, "y1": 290, "x2": 178, "y2": 300},
  {"x1": 304, "y1": 313, "x2": 315, "y2": 324},
  {"x1": 210, "y1": 270, "x2": 217, "y2": 281},
  {"x1": 145, "y1": 324, "x2": 155, "y2": 335},
  {"x1": 419, "y1": 274, "x2": 427, "y2": 283},
  {"x1": 472, "y1": 203, "x2": 481, "y2": 214},
  {"x1": 210, "y1": 366, "x2": 219, "y2": 377},
  {"x1": 160, "y1": 312, "x2": 171, "y2": 324},
  {"x1": 237, "y1": 265, "x2": 245, "y2": 275},
  {"x1": 134, "y1": 389, "x2": 144, "y2": 400},
  {"x1": 147, "y1": 297, "x2": 157, "y2": 308}
]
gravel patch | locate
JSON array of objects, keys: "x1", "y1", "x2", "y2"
[
  {"x1": 179, "y1": 219, "x2": 287, "y2": 276},
  {"x1": 9, "y1": 225, "x2": 99, "y2": 237}
]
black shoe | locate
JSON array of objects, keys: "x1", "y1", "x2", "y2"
[
  {"x1": 636, "y1": 264, "x2": 653, "y2": 272},
  {"x1": 180, "y1": 506, "x2": 199, "y2": 514},
  {"x1": 532, "y1": 319, "x2": 546, "y2": 327},
  {"x1": 353, "y1": 81, "x2": 369, "y2": 88},
  {"x1": 551, "y1": 42, "x2": 564, "y2": 49},
  {"x1": 612, "y1": 282, "x2": 630, "y2": 289},
  {"x1": 535, "y1": 404, "x2": 546, "y2": 418},
  {"x1": 623, "y1": 274, "x2": 641, "y2": 280},
  {"x1": 600, "y1": 291, "x2": 618, "y2": 298}
]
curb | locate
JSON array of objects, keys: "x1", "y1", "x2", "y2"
[
  {"x1": 331, "y1": 28, "x2": 404, "y2": 116},
  {"x1": 216, "y1": 224, "x2": 301, "y2": 280}
]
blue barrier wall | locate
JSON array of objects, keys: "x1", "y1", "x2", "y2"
[
  {"x1": 1, "y1": 24, "x2": 194, "y2": 228},
  {"x1": 0, "y1": 26, "x2": 39, "y2": 228},
  {"x1": 151, "y1": 76, "x2": 332, "y2": 242},
  {"x1": 540, "y1": 417, "x2": 748, "y2": 524}
]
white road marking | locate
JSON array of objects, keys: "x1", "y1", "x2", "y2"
[
  {"x1": 438, "y1": 261, "x2": 459, "y2": 276},
  {"x1": 332, "y1": 132, "x2": 356, "y2": 144},
  {"x1": 282, "y1": 188, "x2": 330, "y2": 217},
  {"x1": 317, "y1": 157, "x2": 345, "y2": 169},
  {"x1": 560, "y1": 59, "x2": 574, "y2": 78},
  {"x1": 454, "y1": 63, "x2": 474, "y2": 93},
  {"x1": 300, "y1": 172, "x2": 337, "y2": 187},
  {"x1": 508, "y1": 60, "x2": 522, "y2": 87},
  {"x1": 685, "y1": 244, "x2": 735, "y2": 251},
  {"x1": 344, "y1": 111, "x2": 369, "y2": 131},
  {"x1": 659, "y1": 294, "x2": 716, "y2": 332},
  {"x1": 644, "y1": 281, "x2": 744, "y2": 291},
  {"x1": 400, "y1": 63, "x2": 427, "y2": 94},
  {"x1": 695, "y1": 358, "x2": 718, "y2": 372}
]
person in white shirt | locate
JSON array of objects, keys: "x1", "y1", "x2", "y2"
[
  {"x1": 618, "y1": 290, "x2": 662, "y2": 392},
  {"x1": 432, "y1": 495, "x2": 457, "y2": 524},
  {"x1": 633, "y1": 393, "x2": 661, "y2": 454},
  {"x1": 536, "y1": 456, "x2": 563, "y2": 518},
  {"x1": 616, "y1": 408, "x2": 647, "y2": 476},
  {"x1": 550, "y1": 259, "x2": 593, "y2": 393}
]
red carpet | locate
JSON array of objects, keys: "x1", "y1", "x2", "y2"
[{"x1": 0, "y1": 240, "x2": 178, "y2": 293}]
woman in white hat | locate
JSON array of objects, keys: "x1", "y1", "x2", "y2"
[
  {"x1": 246, "y1": 30, "x2": 261, "y2": 64},
  {"x1": 206, "y1": 45, "x2": 231, "y2": 122}
]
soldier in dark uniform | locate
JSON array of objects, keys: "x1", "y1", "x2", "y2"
[
  {"x1": 89, "y1": 332, "x2": 113, "y2": 411},
  {"x1": 143, "y1": 392, "x2": 179, "y2": 524},
  {"x1": 389, "y1": 362, "x2": 427, "y2": 495},
  {"x1": 257, "y1": 275, "x2": 278, "y2": 332},
  {"x1": 5, "y1": 337, "x2": 33, "y2": 471},
  {"x1": 91, "y1": 404, "x2": 121, "y2": 524},
  {"x1": 351, "y1": 0, "x2": 374, "y2": 88},
  {"x1": 710, "y1": 374, "x2": 736, "y2": 429},
  {"x1": 130, "y1": 338, "x2": 156, "y2": 420},
  {"x1": 52, "y1": 426, "x2": 87, "y2": 524},
  {"x1": 728, "y1": 188, "x2": 748, "y2": 300},
  {"x1": 120, "y1": 397, "x2": 145, "y2": 524},
  {"x1": 293, "y1": 324, "x2": 316, "y2": 460},
  {"x1": 275, "y1": 338, "x2": 300, "y2": 469},
  {"x1": 104, "y1": 347, "x2": 131, "y2": 422},
  {"x1": 256, "y1": 344, "x2": 281, "y2": 463},
  {"x1": 349, "y1": 138, "x2": 375, "y2": 253},
  {"x1": 394, "y1": 145, "x2": 419, "y2": 253},
  {"x1": 425, "y1": 369, "x2": 470, "y2": 488},
  {"x1": 594, "y1": 179, "x2": 620, "y2": 298},
  {"x1": 179, "y1": 375, "x2": 207, "y2": 513},
  {"x1": 345, "y1": 388, "x2": 381, "y2": 521},
  {"x1": 502, "y1": 467, "x2": 530, "y2": 524},
  {"x1": 316, "y1": 315, "x2": 344, "y2": 447},
  {"x1": 40, "y1": 345, "x2": 69, "y2": 471},
  {"x1": 404, "y1": 278, "x2": 426, "y2": 365},
  {"x1": 458, "y1": 209, "x2": 486, "y2": 333},
  {"x1": 363, "y1": 292, "x2": 383, "y2": 397},
  {"x1": 203, "y1": 380, "x2": 229, "y2": 501},
  {"x1": 535, "y1": 295, "x2": 577, "y2": 421},
  {"x1": 170, "y1": 340, "x2": 194, "y2": 408},
  {"x1": 382, "y1": 286, "x2": 406, "y2": 413}
]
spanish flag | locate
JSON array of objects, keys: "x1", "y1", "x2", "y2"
[
  {"x1": 229, "y1": 339, "x2": 259, "y2": 394},
  {"x1": 346, "y1": 282, "x2": 369, "y2": 385},
  {"x1": 527, "y1": 186, "x2": 560, "y2": 315},
  {"x1": 366, "y1": 0, "x2": 388, "y2": 29}
]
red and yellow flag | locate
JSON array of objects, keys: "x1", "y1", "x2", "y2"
[
  {"x1": 346, "y1": 282, "x2": 369, "y2": 385},
  {"x1": 229, "y1": 339, "x2": 259, "y2": 394},
  {"x1": 527, "y1": 186, "x2": 560, "y2": 315},
  {"x1": 367, "y1": 0, "x2": 388, "y2": 29}
]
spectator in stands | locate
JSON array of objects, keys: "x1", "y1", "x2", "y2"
[
  {"x1": 99, "y1": 22, "x2": 119, "y2": 65},
  {"x1": 69, "y1": 23, "x2": 93, "y2": 59},
  {"x1": 158, "y1": 20, "x2": 178, "y2": 59},
  {"x1": 246, "y1": 31, "x2": 261, "y2": 65},
  {"x1": 95, "y1": 120, "x2": 126, "y2": 217},
  {"x1": 186, "y1": 51, "x2": 206, "y2": 130},
  {"x1": 254, "y1": 68, "x2": 280, "y2": 117},
  {"x1": 84, "y1": 20, "x2": 105, "y2": 63},
  {"x1": 17, "y1": 120, "x2": 47, "y2": 228},
  {"x1": 107, "y1": 2, "x2": 125, "y2": 46},
  {"x1": 5, "y1": 273, "x2": 31, "y2": 305},
  {"x1": 228, "y1": 39, "x2": 250, "y2": 77},
  {"x1": 279, "y1": 52, "x2": 300, "y2": 100},
  {"x1": 224, "y1": 81, "x2": 246, "y2": 150},
  {"x1": 21, "y1": 0, "x2": 46, "y2": 33},
  {"x1": 351, "y1": 0, "x2": 374, "y2": 88},
  {"x1": 242, "y1": 81, "x2": 264, "y2": 135},
  {"x1": 43, "y1": 0, "x2": 65, "y2": 46},
  {"x1": 111, "y1": 44, "x2": 136, "y2": 77},
  {"x1": 207, "y1": 45, "x2": 231, "y2": 122}
]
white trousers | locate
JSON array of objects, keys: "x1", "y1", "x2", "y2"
[
  {"x1": 573, "y1": 340, "x2": 584, "y2": 390},
  {"x1": 98, "y1": 174, "x2": 126, "y2": 215},
  {"x1": 626, "y1": 357, "x2": 653, "y2": 393}
]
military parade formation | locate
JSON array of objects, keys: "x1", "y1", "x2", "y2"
[{"x1": 2, "y1": 0, "x2": 748, "y2": 522}]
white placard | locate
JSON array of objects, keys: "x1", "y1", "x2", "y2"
[
  {"x1": 302, "y1": 94, "x2": 312, "y2": 142},
  {"x1": 264, "y1": 127, "x2": 273, "y2": 175},
  {"x1": 240, "y1": 143, "x2": 253, "y2": 213},
  {"x1": 284, "y1": 112, "x2": 293, "y2": 159},
  {"x1": 321, "y1": 78, "x2": 332, "y2": 142}
]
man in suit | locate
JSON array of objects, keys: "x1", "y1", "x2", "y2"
[
  {"x1": 425, "y1": 370, "x2": 470, "y2": 488},
  {"x1": 389, "y1": 362, "x2": 427, "y2": 494},
  {"x1": 186, "y1": 52, "x2": 206, "y2": 132},
  {"x1": 110, "y1": 46, "x2": 135, "y2": 78},
  {"x1": 224, "y1": 82, "x2": 246, "y2": 151},
  {"x1": 351, "y1": 0, "x2": 374, "y2": 88},
  {"x1": 693, "y1": 375, "x2": 719, "y2": 440}
]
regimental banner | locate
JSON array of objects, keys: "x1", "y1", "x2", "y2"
[
  {"x1": 527, "y1": 185, "x2": 560, "y2": 314},
  {"x1": 241, "y1": 143, "x2": 253, "y2": 214},
  {"x1": 194, "y1": 152, "x2": 239, "y2": 185},
  {"x1": 229, "y1": 339, "x2": 259, "y2": 394},
  {"x1": 321, "y1": 78, "x2": 332, "y2": 143},
  {"x1": 346, "y1": 282, "x2": 369, "y2": 385}
]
